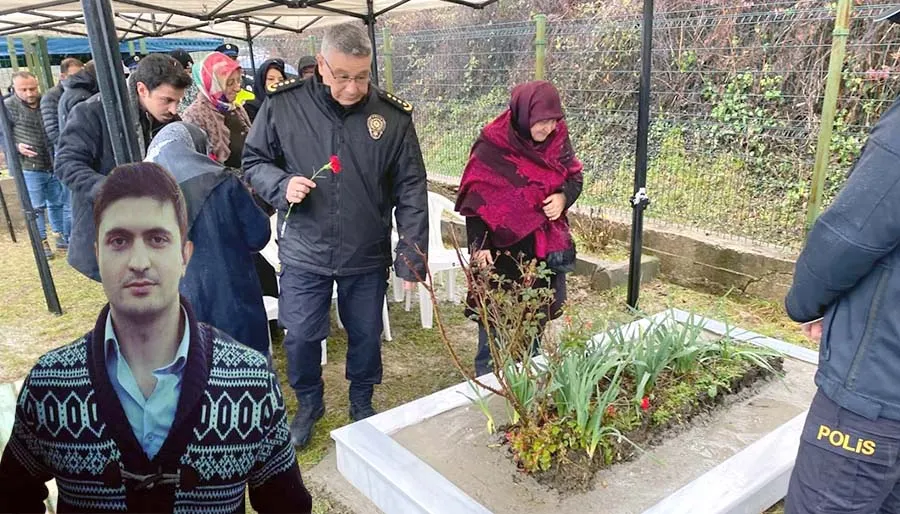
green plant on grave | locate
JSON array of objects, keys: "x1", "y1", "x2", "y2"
[
  {"x1": 547, "y1": 340, "x2": 627, "y2": 459},
  {"x1": 416, "y1": 245, "x2": 560, "y2": 429},
  {"x1": 612, "y1": 312, "x2": 783, "y2": 412},
  {"x1": 418, "y1": 234, "x2": 784, "y2": 478}
]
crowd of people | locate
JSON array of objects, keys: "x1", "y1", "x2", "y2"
[
  {"x1": 0, "y1": 20, "x2": 585, "y2": 511},
  {"x1": 4, "y1": 9, "x2": 896, "y2": 514},
  {"x1": 0, "y1": 17, "x2": 569, "y2": 509}
]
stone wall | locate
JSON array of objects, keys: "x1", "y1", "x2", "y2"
[{"x1": 570, "y1": 208, "x2": 797, "y2": 302}]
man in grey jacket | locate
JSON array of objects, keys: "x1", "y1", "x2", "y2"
[
  {"x1": 5, "y1": 71, "x2": 64, "y2": 259},
  {"x1": 783, "y1": 6, "x2": 900, "y2": 513}
]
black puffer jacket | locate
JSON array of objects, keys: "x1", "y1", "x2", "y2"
[
  {"x1": 39, "y1": 83, "x2": 63, "y2": 156},
  {"x1": 57, "y1": 68, "x2": 98, "y2": 132},
  {"x1": 244, "y1": 76, "x2": 429, "y2": 280},
  {"x1": 55, "y1": 87, "x2": 178, "y2": 281}
]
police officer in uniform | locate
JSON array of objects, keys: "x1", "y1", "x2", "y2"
[
  {"x1": 784, "y1": 6, "x2": 900, "y2": 513},
  {"x1": 244, "y1": 22, "x2": 428, "y2": 449}
]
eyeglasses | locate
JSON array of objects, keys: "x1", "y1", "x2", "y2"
[{"x1": 321, "y1": 57, "x2": 370, "y2": 86}]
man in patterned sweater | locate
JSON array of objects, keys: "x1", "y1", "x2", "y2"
[{"x1": 0, "y1": 162, "x2": 312, "y2": 513}]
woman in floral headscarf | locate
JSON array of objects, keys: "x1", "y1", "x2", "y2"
[{"x1": 182, "y1": 51, "x2": 252, "y2": 169}]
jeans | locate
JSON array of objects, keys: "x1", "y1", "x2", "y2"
[
  {"x1": 278, "y1": 266, "x2": 388, "y2": 396},
  {"x1": 62, "y1": 185, "x2": 72, "y2": 241},
  {"x1": 21, "y1": 170, "x2": 65, "y2": 241}
]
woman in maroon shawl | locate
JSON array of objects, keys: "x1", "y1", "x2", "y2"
[{"x1": 456, "y1": 80, "x2": 584, "y2": 376}]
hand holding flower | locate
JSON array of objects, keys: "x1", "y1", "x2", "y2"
[{"x1": 281, "y1": 155, "x2": 342, "y2": 238}]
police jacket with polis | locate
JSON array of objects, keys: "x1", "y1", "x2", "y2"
[
  {"x1": 785, "y1": 95, "x2": 900, "y2": 422},
  {"x1": 243, "y1": 75, "x2": 428, "y2": 280}
]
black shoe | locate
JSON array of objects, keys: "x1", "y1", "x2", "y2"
[
  {"x1": 290, "y1": 388, "x2": 325, "y2": 449},
  {"x1": 348, "y1": 383, "x2": 377, "y2": 422}
]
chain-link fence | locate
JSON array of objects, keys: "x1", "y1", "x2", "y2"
[{"x1": 252, "y1": 1, "x2": 900, "y2": 253}]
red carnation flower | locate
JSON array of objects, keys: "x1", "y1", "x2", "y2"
[
  {"x1": 641, "y1": 396, "x2": 650, "y2": 411},
  {"x1": 330, "y1": 155, "x2": 341, "y2": 174}
]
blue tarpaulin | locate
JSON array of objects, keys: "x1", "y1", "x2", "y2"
[{"x1": 0, "y1": 37, "x2": 223, "y2": 57}]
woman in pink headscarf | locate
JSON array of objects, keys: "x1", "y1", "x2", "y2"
[
  {"x1": 182, "y1": 51, "x2": 251, "y2": 169},
  {"x1": 455, "y1": 80, "x2": 584, "y2": 376}
]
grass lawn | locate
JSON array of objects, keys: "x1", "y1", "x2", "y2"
[{"x1": 0, "y1": 228, "x2": 809, "y2": 513}]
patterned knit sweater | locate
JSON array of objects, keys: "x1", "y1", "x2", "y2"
[{"x1": 0, "y1": 300, "x2": 312, "y2": 513}]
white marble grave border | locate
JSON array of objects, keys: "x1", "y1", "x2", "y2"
[{"x1": 331, "y1": 308, "x2": 819, "y2": 514}]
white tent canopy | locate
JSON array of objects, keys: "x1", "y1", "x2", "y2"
[{"x1": 0, "y1": 0, "x2": 497, "y2": 40}]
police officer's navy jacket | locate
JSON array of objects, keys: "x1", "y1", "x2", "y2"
[
  {"x1": 243, "y1": 75, "x2": 428, "y2": 280},
  {"x1": 786, "y1": 96, "x2": 900, "y2": 421}
]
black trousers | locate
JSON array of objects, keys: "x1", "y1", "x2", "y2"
[{"x1": 474, "y1": 272, "x2": 567, "y2": 376}]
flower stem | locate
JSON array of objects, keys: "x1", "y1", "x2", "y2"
[{"x1": 281, "y1": 204, "x2": 293, "y2": 238}]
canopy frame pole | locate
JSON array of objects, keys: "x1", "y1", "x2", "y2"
[
  {"x1": 365, "y1": 0, "x2": 379, "y2": 86},
  {"x1": 82, "y1": 0, "x2": 142, "y2": 165},
  {"x1": 246, "y1": 22, "x2": 257, "y2": 71}
]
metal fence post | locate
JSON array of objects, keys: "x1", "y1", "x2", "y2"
[
  {"x1": 308, "y1": 36, "x2": 318, "y2": 56},
  {"x1": 128, "y1": 40, "x2": 136, "y2": 56},
  {"x1": 37, "y1": 36, "x2": 55, "y2": 92},
  {"x1": 7, "y1": 37, "x2": 19, "y2": 71},
  {"x1": 534, "y1": 14, "x2": 547, "y2": 80},
  {"x1": 22, "y1": 36, "x2": 51, "y2": 93},
  {"x1": 138, "y1": 38, "x2": 147, "y2": 55},
  {"x1": 806, "y1": 0, "x2": 853, "y2": 232},
  {"x1": 627, "y1": 0, "x2": 654, "y2": 310},
  {"x1": 383, "y1": 27, "x2": 394, "y2": 93}
]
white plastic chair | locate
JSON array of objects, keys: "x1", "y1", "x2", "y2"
[
  {"x1": 391, "y1": 192, "x2": 469, "y2": 329},
  {"x1": 260, "y1": 216, "x2": 393, "y2": 367}
]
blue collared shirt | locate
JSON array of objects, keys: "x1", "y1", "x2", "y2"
[{"x1": 104, "y1": 309, "x2": 190, "y2": 460}]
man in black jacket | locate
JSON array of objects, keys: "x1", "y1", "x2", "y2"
[
  {"x1": 57, "y1": 60, "x2": 97, "y2": 132},
  {"x1": 40, "y1": 57, "x2": 83, "y2": 156},
  {"x1": 55, "y1": 53, "x2": 190, "y2": 281},
  {"x1": 40, "y1": 57, "x2": 83, "y2": 251},
  {"x1": 245, "y1": 22, "x2": 429, "y2": 449}
]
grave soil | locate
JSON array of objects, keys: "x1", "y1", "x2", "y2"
[{"x1": 392, "y1": 357, "x2": 816, "y2": 514}]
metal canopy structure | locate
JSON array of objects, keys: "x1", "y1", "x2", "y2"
[{"x1": 0, "y1": 0, "x2": 499, "y2": 40}]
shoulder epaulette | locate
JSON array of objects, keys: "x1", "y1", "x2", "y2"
[
  {"x1": 378, "y1": 89, "x2": 413, "y2": 114},
  {"x1": 267, "y1": 77, "x2": 304, "y2": 95}
]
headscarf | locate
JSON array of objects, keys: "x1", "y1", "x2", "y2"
[
  {"x1": 252, "y1": 58, "x2": 286, "y2": 99},
  {"x1": 193, "y1": 52, "x2": 242, "y2": 113},
  {"x1": 455, "y1": 81, "x2": 582, "y2": 258},
  {"x1": 145, "y1": 122, "x2": 229, "y2": 231}
]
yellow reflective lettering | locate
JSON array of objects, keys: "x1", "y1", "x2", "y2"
[
  {"x1": 842, "y1": 435, "x2": 856, "y2": 452},
  {"x1": 861, "y1": 440, "x2": 877, "y2": 456},
  {"x1": 829, "y1": 430, "x2": 844, "y2": 447},
  {"x1": 817, "y1": 425, "x2": 831, "y2": 440}
]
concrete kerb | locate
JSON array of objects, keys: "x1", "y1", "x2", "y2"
[{"x1": 331, "y1": 309, "x2": 818, "y2": 514}]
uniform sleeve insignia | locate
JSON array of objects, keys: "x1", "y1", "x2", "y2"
[
  {"x1": 268, "y1": 77, "x2": 303, "y2": 95},
  {"x1": 378, "y1": 89, "x2": 413, "y2": 114}
]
